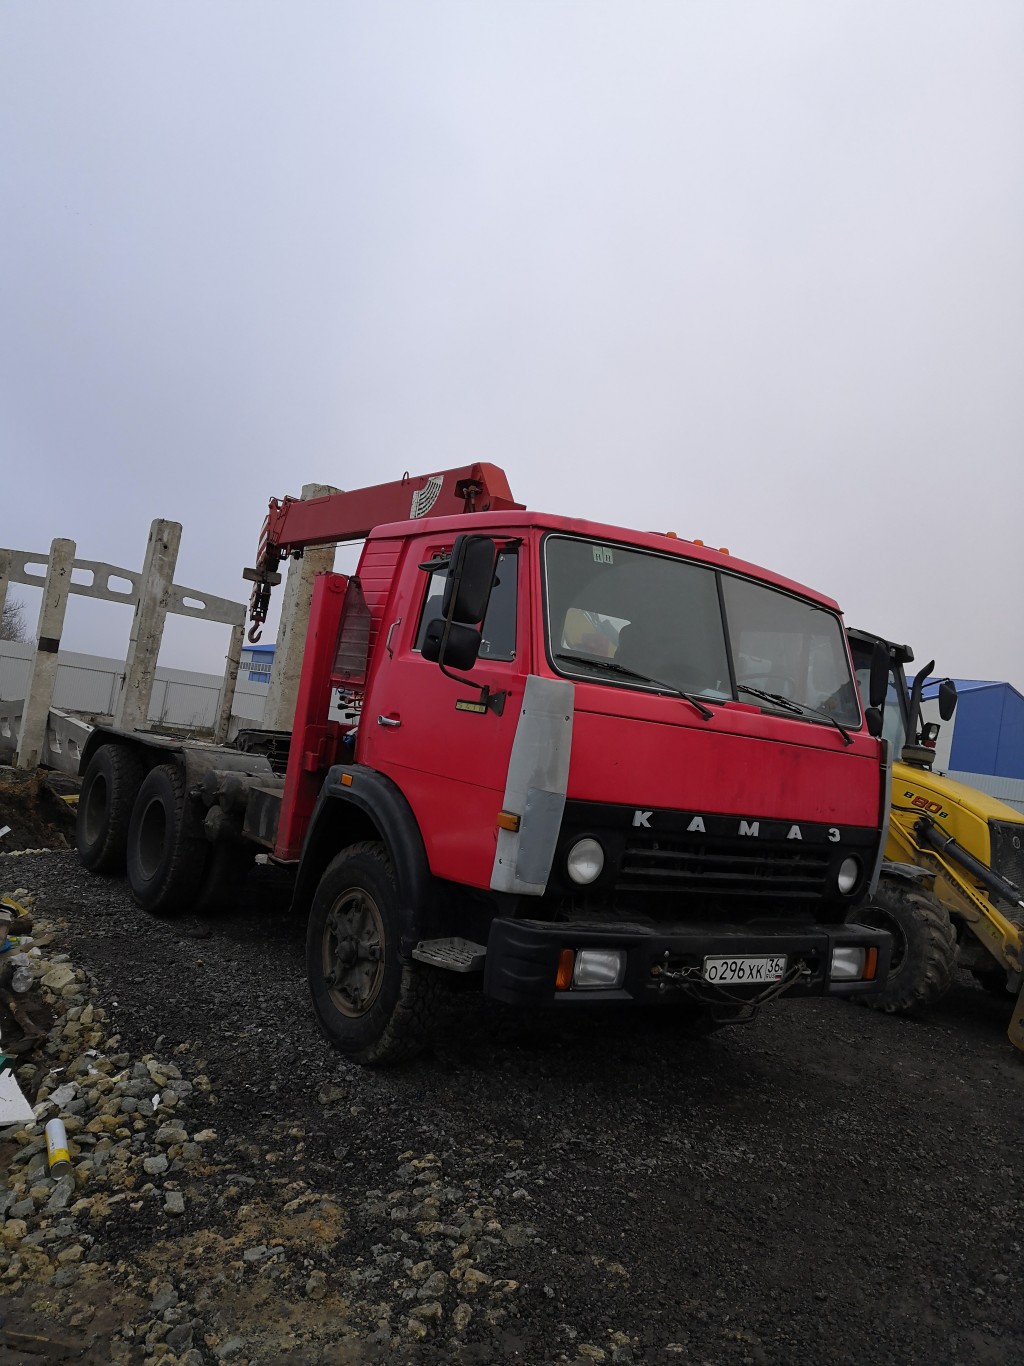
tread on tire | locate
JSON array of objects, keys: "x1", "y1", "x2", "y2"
[
  {"x1": 126, "y1": 762, "x2": 209, "y2": 917},
  {"x1": 856, "y1": 877, "x2": 956, "y2": 1013},
  {"x1": 306, "y1": 840, "x2": 445, "y2": 1066},
  {"x1": 76, "y1": 744, "x2": 145, "y2": 874}
]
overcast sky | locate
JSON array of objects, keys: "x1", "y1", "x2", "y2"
[{"x1": 2, "y1": 2, "x2": 1022, "y2": 688}]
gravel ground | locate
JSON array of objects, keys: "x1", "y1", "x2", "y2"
[{"x1": 2, "y1": 848, "x2": 1024, "y2": 1365}]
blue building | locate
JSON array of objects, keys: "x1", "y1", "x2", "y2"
[
  {"x1": 923, "y1": 678, "x2": 1024, "y2": 781},
  {"x1": 240, "y1": 643, "x2": 276, "y2": 684}
]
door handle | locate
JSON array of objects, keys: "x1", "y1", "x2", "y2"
[{"x1": 377, "y1": 715, "x2": 401, "y2": 729}]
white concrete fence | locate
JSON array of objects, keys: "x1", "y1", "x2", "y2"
[
  {"x1": 1, "y1": 490, "x2": 342, "y2": 771},
  {"x1": 0, "y1": 521, "x2": 247, "y2": 767}
]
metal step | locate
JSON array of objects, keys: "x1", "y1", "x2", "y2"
[{"x1": 412, "y1": 936, "x2": 487, "y2": 972}]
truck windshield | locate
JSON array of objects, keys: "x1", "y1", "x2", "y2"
[{"x1": 543, "y1": 535, "x2": 861, "y2": 728}]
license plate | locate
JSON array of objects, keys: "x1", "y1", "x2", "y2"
[{"x1": 702, "y1": 954, "x2": 787, "y2": 984}]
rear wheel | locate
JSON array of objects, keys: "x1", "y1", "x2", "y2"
[
  {"x1": 855, "y1": 878, "x2": 956, "y2": 1013},
  {"x1": 306, "y1": 841, "x2": 443, "y2": 1065},
  {"x1": 126, "y1": 762, "x2": 208, "y2": 916},
  {"x1": 76, "y1": 745, "x2": 144, "y2": 873}
]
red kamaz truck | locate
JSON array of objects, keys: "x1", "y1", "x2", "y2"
[{"x1": 75, "y1": 464, "x2": 892, "y2": 1063}]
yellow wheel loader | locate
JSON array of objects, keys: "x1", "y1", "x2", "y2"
[{"x1": 847, "y1": 629, "x2": 1024, "y2": 1052}]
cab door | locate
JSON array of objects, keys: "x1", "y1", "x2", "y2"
[{"x1": 360, "y1": 537, "x2": 529, "y2": 890}]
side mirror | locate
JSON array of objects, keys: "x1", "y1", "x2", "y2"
[
  {"x1": 443, "y1": 535, "x2": 499, "y2": 624},
  {"x1": 864, "y1": 707, "x2": 884, "y2": 738},
  {"x1": 938, "y1": 678, "x2": 957, "y2": 722},
  {"x1": 868, "y1": 640, "x2": 890, "y2": 710},
  {"x1": 421, "y1": 619, "x2": 482, "y2": 671}
]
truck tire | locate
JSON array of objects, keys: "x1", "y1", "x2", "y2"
[
  {"x1": 306, "y1": 841, "x2": 442, "y2": 1066},
  {"x1": 126, "y1": 762, "x2": 209, "y2": 916},
  {"x1": 855, "y1": 878, "x2": 957, "y2": 1013},
  {"x1": 76, "y1": 745, "x2": 144, "y2": 873}
]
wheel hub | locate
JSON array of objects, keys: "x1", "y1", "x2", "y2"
[{"x1": 323, "y1": 890, "x2": 386, "y2": 1017}]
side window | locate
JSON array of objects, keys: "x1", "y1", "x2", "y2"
[
  {"x1": 414, "y1": 549, "x2": 518, "y2": 661},
  {"x1": 414, "y1": 569, "x2": 447, "y2": 651}
]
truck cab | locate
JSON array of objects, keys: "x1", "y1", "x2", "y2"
[{"x1": 284, "y1": 511, "x2": 890, "y2": 1059}]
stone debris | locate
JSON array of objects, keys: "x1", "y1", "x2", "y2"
[{"x1": 0, "y1": 879, "x2": 606, "y2": 1363}]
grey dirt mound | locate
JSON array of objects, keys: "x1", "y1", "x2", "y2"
[{"x1": 2, "y1": 849, "x2": 1024, "y2": 1365}]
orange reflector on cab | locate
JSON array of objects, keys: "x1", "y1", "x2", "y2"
[
  {"x1": 718, "y1": 547, "x2": 730, "y2": 555},
  {"x1": 496, "y1": 810, "x2": 521, "y2": 832},
  {"x1": 555, "y1": 949, "x2": 575, "y2": 991},
  {"x1": 340, "y1": 773, "x2": 354, "y2": 787},
  {"x1": 864, "y1": 947, "x2": 878, "y2": 981}
]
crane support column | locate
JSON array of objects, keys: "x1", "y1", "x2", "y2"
[
  {"x1": 15, "y1": 537, "x2": 76, "y2": 770},
  {"x1": 214, "y1": 622, "x2": 245, "y2": 744},
  {"x1": 115, "y1": 519, "x2": 182, "y2": 733},
  {"x1": 263, "y1": 483, "x2": 340, "y2": 732}
]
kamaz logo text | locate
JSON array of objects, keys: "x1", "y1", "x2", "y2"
[{"x1": 632, "y1": 809, "x2": 841, "y2": 842}]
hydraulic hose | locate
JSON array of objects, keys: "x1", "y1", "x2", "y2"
[{"x1": 915, "y1": 817, "x2": 1024, "y2": 912}]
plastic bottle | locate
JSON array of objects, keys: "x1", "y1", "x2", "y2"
[{"x1": 45, "y1": 1118, "x2": 73, "y2": 1177}]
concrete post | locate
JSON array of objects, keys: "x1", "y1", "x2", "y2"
[
  {"x1": 14, "y1": 538, "x2": 76, "y2": 769},
  {"x1": 0, "y1": 549, "x2": 10, "y2": 635},
  {"x1": 115, "y1": 520, "x2": 182, "y2": 732},
  {"x1": 214, "y1": 622, "x2": 245, "y2": 744},
  {"x1": 263, "y1": 483, "x2": 339, "y2": 732}
]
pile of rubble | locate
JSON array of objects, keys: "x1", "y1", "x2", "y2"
[
  {"x1": 0, "y1": 884, "x2": 219, "y2": 1363},
  {"x1": 0, "y1": 877, "x2": 558, "y2": 1364}
]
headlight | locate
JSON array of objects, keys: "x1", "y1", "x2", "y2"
[
  {"x1": 837, "y1": 856, "x2": 861, "y2": 894},
  {"x1": 830, "y1": 944, "x2": 879, "y2": 982},
  {"x1": 573, "y1": 949, "x2": 626, "y2": 989},
  {"x1": 831, "y1": 946, "x2": 867, "y2": 980},
  {"x1": 566, "y1": 838, "x2": 604, "y2": 885}
]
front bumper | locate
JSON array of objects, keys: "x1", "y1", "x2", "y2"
[{"x1": 482, "y1": 916, "x2": 891, "y2": 1006}]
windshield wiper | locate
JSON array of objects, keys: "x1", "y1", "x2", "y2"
[
  {"x1": 737, "y1": 685, "x2": 853, "y2": 746},
  {"x1": 555, "y1": 652, "x2": 715, "y2": 721}
]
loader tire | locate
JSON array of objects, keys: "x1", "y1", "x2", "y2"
[
  {"x1": 126, "y1": 762, "x2": 209, "y2": 917},
  {"x1": 306, "y1": 841, "x2": 445, "y2": 1066},
  {"x1": 855, "y1": 878, "x2": 957, "y2": 1013},
  {"x1": 76, "y1": 744, "x2": 144, "y2": 874}
]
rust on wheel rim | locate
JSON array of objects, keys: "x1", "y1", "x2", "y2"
[{"x1": 322, "y1": 888, "x2": 385, "y2": 1018}]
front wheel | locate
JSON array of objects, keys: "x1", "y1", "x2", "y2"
[
  {"x1": 855, "y1": 878, "x2": 956, "y2": 1013},
  {"x1": 306, "y1": 841, "x2": 443, "y2": 1065}
]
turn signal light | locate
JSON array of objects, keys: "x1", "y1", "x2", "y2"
[
  {"x1": 555, "y1": 949, "x2": 575, "y2": 991},
  {"x1": 864, "y1": 947, "x2": 878, "y2": 981}
]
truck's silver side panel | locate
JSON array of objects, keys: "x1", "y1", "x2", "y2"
[{"x1": 490, "y1": 675, "x2": 574, "y2": 896}]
